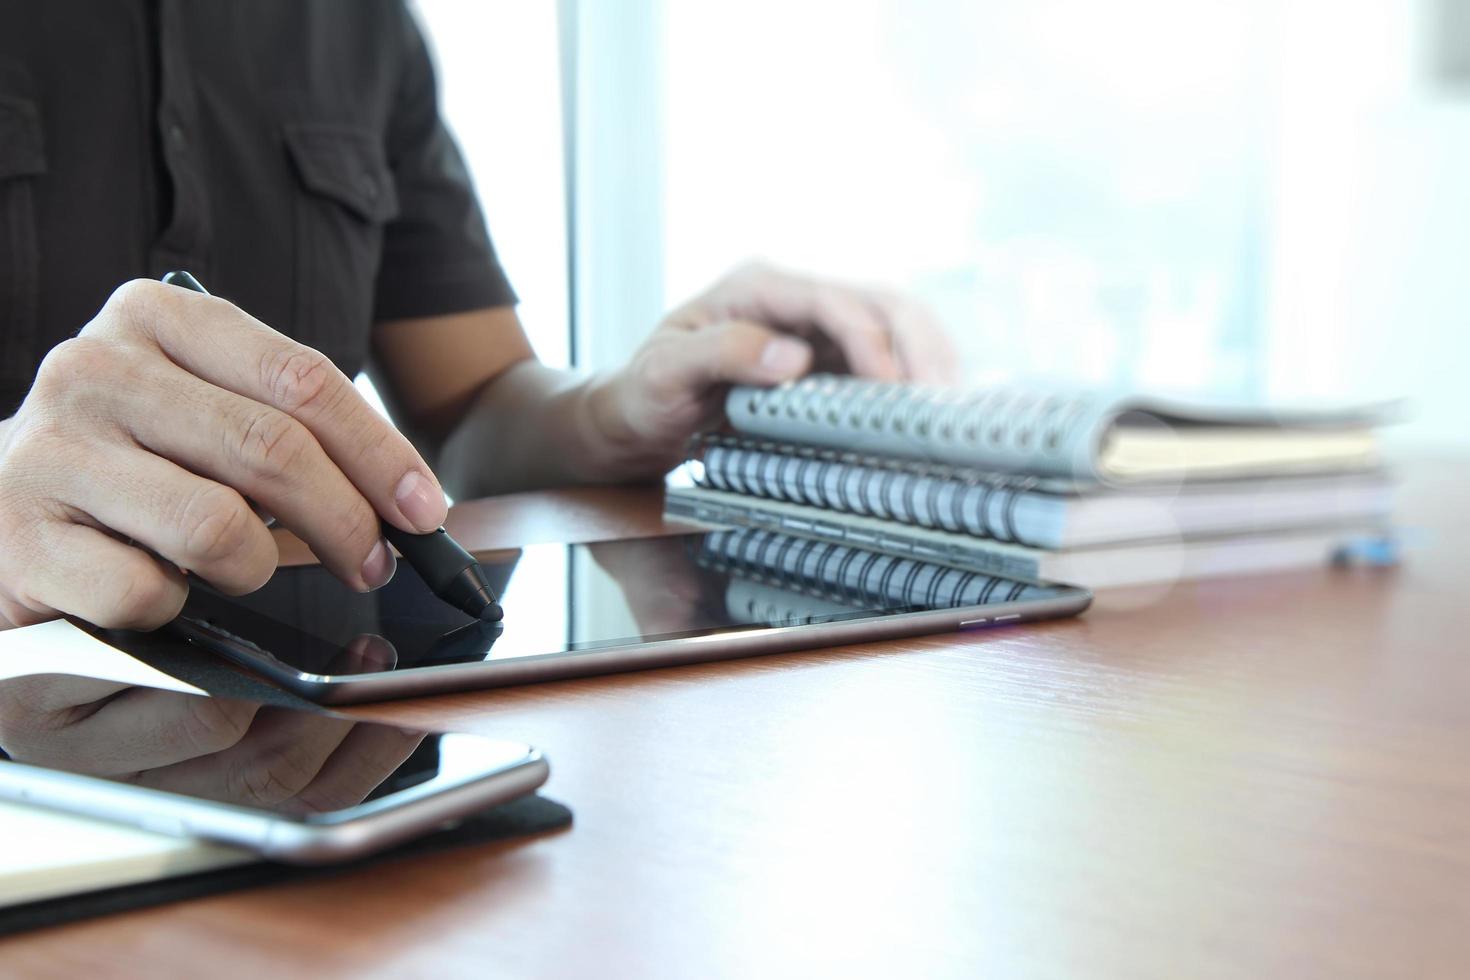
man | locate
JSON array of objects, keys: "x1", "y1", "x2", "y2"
[{"x1": 0, "y1": 1, "x2": 954, "y2": 632}]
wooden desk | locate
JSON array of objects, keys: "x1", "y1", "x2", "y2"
[{"x1": 6, "y1": 461, "x2": 1469, "y2": 978}]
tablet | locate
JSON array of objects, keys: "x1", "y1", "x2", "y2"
[{"x1": 144, "y1": 528, "x2": 1091, "y2": 704}]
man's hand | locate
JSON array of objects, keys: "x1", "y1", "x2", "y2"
[
  {"x1": 370, "y1": 263, "x2": 959, "y2": 498},
  {"x1": 586, "y1": 262, "x2": 960, "y2": 477},
  {"x1": 0, "y1": 280, "x2": 450, "y2": 631}
]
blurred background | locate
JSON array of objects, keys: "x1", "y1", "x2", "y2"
[{"x1": 409, "y1": 0, "x2": 1470, "y2": 448}]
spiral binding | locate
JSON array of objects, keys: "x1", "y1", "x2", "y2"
[
  {"x1": 696, "y1": 435, "x2": 1046, "y2": 547},
  {"x1": 733, "y1": 374, "x2": 1096, "y2": 468}
]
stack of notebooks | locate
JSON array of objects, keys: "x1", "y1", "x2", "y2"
[{"x1": 664, "y1": 375, "x2": 1397, "y2": 589}]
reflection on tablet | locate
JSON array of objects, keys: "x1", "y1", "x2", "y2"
[
  {"x1": 0, "y1": 675, "x2": 430, "y2": 815},
  {"x1": 162, "y1": 531, "x2": 1074, "y2": 678},
  {"x1": 695, "y1": 527, "x2": 1048, "y2": 626}
]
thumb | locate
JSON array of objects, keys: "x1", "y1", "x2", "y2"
[{"x1": 661, "y1": 319, "x2": 814, "y2": 391}]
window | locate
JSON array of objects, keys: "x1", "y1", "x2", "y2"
[
  {"x1": 414, "y1": 0, "x2": 570, "y2": 367},
  {"x1": 357, "y1": 0, "x2": 571, "y2": 419}
]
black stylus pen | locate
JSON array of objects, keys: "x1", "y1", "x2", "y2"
[{"x1": 161, "y1": 270, "x2": 504, "y2": 622}]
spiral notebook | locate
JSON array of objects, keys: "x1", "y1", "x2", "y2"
[
  {"x1": 725, "y1": 376, "x2": 1389, "y2": 483},
  {"x1": 685, "y1": 435, "x2": 1394, "y2": 550}
]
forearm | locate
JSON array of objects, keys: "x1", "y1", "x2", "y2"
[{"x1": 435, "y1": 360, "x2": 677, "y2": 499}]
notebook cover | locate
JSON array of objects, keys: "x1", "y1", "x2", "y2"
[{"x1": 725, "y1": 374, "x2": 1394, "y2": 480}]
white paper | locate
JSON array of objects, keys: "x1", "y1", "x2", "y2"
[{"x1": 0, "y1": 619, "x2": 202, "y2": 694}]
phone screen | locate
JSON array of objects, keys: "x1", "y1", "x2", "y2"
[
  {"x1": 166, "y1": 529, "x2": 1085, "y2": 678},
  {"x1": 0, "y1": 676, "x2": 535, "y2": 821}
]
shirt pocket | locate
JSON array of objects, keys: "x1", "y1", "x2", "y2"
[
  {"x1": 282, "y1": 123, "x2": 399, "y2": 372},
  {"x1": 0, "y1": 86, "x2": 46, "y2": 398}
]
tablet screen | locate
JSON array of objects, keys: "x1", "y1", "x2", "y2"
[{"x1": 170, "y1": 529, "x2": 1083, "y2": 677}]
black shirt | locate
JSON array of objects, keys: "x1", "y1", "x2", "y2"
[{"x1": 0, "y1": 0, "x2": 516, "y2": 417}]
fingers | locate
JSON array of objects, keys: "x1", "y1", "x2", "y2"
[
  {"x1": 703, "y1": 264, "x2": 903, "y2": 381},
  {"x1": 673, "y1": 262, "x2": 963, "y2": 384},
  {"x1": 22, "y1": 523, "x2": 188, "y2": 631},
  {"x1": 0, "y1": 674, "x2": 130, "y2": 719},
  {"x1": 129, "y1": 643, "x2": 409, "y2": 811},
  {"x1": 0, "y1": 678, "x2": 256, "y2": 777},
  {"x1": 0, "y1": 674, "x2": 131, "y2": 761},
  {"x1": 0, "y1": 672, "x2": 414, "y2": 815},
  {"x1": 287, "y1": 724, "x2": 426, "y2": 814},
  {"x1": 124, "y1": 708, "x2": 421, "y2": 815},
  {"x1": 98, "y1": 691, "x2": 258, "y2": 774},
  {"x1": 5, "y1": 687, "x2": 257, "y2": 776},
  {"x1": 57, "y1": 442, "x2": 278, "y2": 596},
  {"x1": 655, "y1": 319, "x2": 814, "y2": 391},
  {"x1": 98, "y1": 280, "x2": 448, "y2": 535},
  {"x1": 134, "y1": 706, "x2": 357, "y2": 808},
  {"x1": 101, "y1": 363, "x2": 393, "y2": 591},
  {"x1": 1, "y1": 278, "x2": 433, "y2": 630},
  {"x1": 863, "y1": 288, "x2": 962, "y2": 385}
]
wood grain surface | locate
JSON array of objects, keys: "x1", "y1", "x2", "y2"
[{"x1": 5, "y1": 457, "x2": 1467, "y2": 979}]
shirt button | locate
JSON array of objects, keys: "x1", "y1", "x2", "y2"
[
  {"x1": 359, "y1": 174, "x2": 379, "y2": 200},
  {"x1": 168, "y1": 123, "x2": 187, "y2": 149}
]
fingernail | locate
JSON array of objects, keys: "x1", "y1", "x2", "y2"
[
  {"x1": 394, "y1": 471, "x2": 446, "y2": 532},
  {"x1": 360, "y1": 538, "x2": 396, "y2": 591},
  {"x1": 760, "y1": 336, "x2": 811, "y2": 379}
]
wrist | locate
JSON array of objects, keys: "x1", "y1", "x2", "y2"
[{"x1": 574, "y1": 371, "x2": 682, "y2": 484}]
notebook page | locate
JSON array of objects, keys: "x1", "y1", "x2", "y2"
[{"x1": 0, "y1": 801, "x2": 252, "y2": 907}]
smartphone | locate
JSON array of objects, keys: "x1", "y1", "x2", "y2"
[
  {"x1": 99, "y1": 529, "x2": 1092, "y2": 704},
  {"x1": 0, "y1": 676, "x2": 548, "y2": 864}
]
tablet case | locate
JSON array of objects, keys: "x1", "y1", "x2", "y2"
[{"x1": 86, "y1": 626, "x2": 334, "y2": 708}]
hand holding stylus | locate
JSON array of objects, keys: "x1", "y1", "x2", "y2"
[
  {"x1": 0, "y1": 275, "x2": 450, "y2": 630},
  {"x1": 164, "y1": 272, "x2": 501, "y2": 623}
]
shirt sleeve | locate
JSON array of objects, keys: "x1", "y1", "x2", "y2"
[{"x1": 372, "y1": 4, "x2": 517, "y2": 321}]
